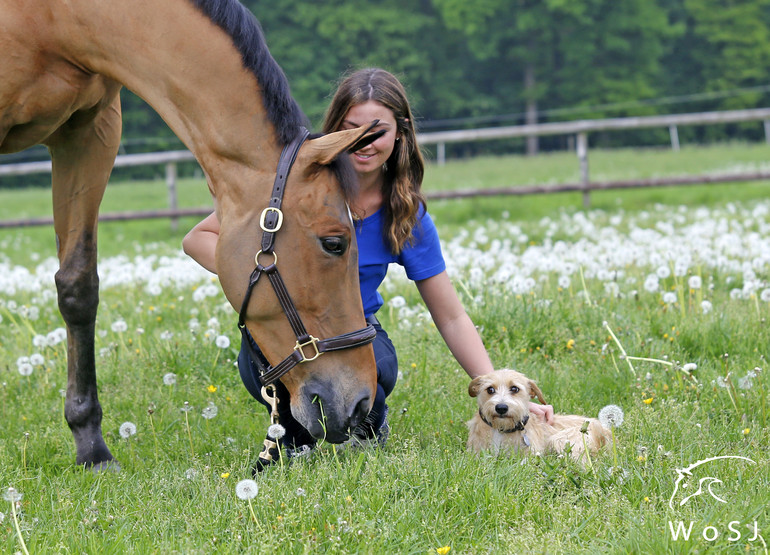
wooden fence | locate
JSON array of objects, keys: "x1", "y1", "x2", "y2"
[{"x1": 2, "y1": 107, "x2": 770, "y2": 227}]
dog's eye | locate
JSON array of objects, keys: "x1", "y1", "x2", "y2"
[
  {"x1": 486, "y1": 386, "x2": 495, "y2": 395},
  {"x1": 510, "y1": 386, "x2": 520, "y2": 394}
]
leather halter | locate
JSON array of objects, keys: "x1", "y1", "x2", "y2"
[{"x1": 237, "y1": 127, "x2": 376, "y2": 387}]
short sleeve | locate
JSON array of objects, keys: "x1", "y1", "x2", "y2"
[{"x1": 398, "y1": 209, "x2": 446, "y2": 281}]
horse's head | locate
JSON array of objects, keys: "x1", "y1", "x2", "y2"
[{"x1": 215, "y1": 123, "x2": 381, "y2": 443}]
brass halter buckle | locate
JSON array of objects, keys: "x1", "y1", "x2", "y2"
[
  {"x1": 294, "y1": 335, "x2": 322, "y2": 362},
  {"x1": 259, "y1": 206, "x2": 284, "y2": 232}
]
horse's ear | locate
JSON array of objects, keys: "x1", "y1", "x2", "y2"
[{"x1": 303, "y1": 121, "x2": 384, "y2": 166}]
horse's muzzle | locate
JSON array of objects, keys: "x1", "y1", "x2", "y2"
[{"x1": 294, "y1": 378, "x2": 373, "y2": 443}]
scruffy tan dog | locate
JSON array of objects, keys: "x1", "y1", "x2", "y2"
[{"x1": 467, "y1": 369, "x2": 610, "y2": 464}]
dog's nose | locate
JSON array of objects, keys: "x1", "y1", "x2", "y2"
[{"x1": 495, "y1": 403, "x2": 508, "y2": 415}]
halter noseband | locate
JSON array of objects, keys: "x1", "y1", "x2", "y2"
[{"x1": 237, "y1": 127, "x2": 376, "y2": 387}]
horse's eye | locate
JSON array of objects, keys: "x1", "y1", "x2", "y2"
[
  {"x1": 486, "y1": 386, "x2": 495, "y2": 395},
  {"x1": 510, "y1": 386, "x2": 520, "y2": 394},
  {"x1": 320, "y1": 236, "x2": 348, "y2": 256}
]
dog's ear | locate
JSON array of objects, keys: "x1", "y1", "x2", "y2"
[
  {"x1": 468, "y1": 376, "x2": 484, "y2": 398},
  {"x1": 528, "y1": 380, "x2": 547, "y2": 405}
]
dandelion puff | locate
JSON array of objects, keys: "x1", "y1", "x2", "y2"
[
  {"x1": 701, "y1": 300, "x2": 712, "y2": 314},
  {"x1": 598, "y1": 405, "x2": 624, "y2": 429},
  {"x1": 119, "y1": 422, "x2": 137, "y2": 438},
  {"x1": 202, "y1": 402, "x2": 218, "y2": 420},
  {"x1": 2, "y1": 487, "x2": 21, "y2": 503},
  {"x1": 682, "y1": 363, "x2": 697, "y2": 373},
  {"x1": 761, "y1": 289, "x2": 770, "y2": 302},
  {"x1": 18, "y1": 361, "x2": 34, "y2": 376},
  {"x1": 662, "y1": 292, "x2": 677, "y2": 304},
  {"x1": 688, "y1": 276, "x2": 702, "y2": 290},
  {"x1": 215, "y1": 335, "x2": 230, "y2": 349},
  {"x1": 235, "y1": 479, "x2": 259, "y2": 500},
  {"x1": 296, "y1": 488, "x2": 306, "y2": 497},
  {"x1": 267, "y1": 423, "x2": 286, "y2": 439},
  {"x1": 163, "y1": 372, "x2": 177, "y2": 386},
  {"x1": 111, "y1": 319, "x2": 128, "y2": 333},
  {"x1": 29, "y1": 353, "x2": 44, "y2": 367}
]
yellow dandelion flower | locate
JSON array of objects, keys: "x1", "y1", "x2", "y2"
[
  {"x1": 637, "y1": 455, "x2": 647, "y2": 462},
  {"x1": 411, "y1": 363, "x2": 417, "y2": 369},
  {"x1": 742, "y1": 428, "x2": 750, "y2": 435},
  {"x1": 221, "y1": 472, "x2": 230, "y2": 479},
  {"x1": 566, "y1": 339, "x2": 575, "y2": 350},
  {"x1": 437, "y1": 547, "x2": 451, "y2": 555},
  {"x1": 644, "y1": 497, "x2": 650, "y2": 502},
  {"x1": 207, "y1": 385, "x2": 218, "y2": 393},
  {"x1": 643, "y1": 397, "x2": 653, "y2": 405},
  {"x1": 345, "y1": 495, "x2": 353, "y2": 503}
]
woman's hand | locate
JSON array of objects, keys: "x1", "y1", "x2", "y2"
[{"x1": 529, "y1": 402, "x2": 554, "y2": 425}]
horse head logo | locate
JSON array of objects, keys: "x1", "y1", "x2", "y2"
[{"x1": 668, "y1": 456, "x2": 756, "y2": 510}]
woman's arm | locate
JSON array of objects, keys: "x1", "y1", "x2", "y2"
[
  {"x1": 182, "y1": 212, "x2": 220, "y2": 274},
  {"x1": 416, "y1": 271, "x2": 554, "y2": 424},
  {"x1": 415, "y1": 271, "x2": 493, "y2": 379}
]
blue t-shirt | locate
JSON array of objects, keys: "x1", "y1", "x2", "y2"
[{"x1": 356, "y1": 206, "x2": 446, "y2": 317}]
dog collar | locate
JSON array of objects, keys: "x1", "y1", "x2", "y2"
[{"x1": 479, "y1": 411, "x2": 529, "y2": 433}]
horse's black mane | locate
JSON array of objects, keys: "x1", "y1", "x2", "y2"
[{"x1": 190, "y1": 0, "x2": 309, "y2": 146}]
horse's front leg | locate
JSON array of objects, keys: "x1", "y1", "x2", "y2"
[{"x1": 47, "y1": 90, "x2": 122, "y2": 469}]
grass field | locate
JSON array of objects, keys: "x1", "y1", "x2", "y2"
[{"x1": 0, "y1": 143, "x2": 769, "y2": 553}]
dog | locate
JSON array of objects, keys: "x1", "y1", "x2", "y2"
[{"x1": 466, "y1": 369, "x2": 611, "y2": 465}]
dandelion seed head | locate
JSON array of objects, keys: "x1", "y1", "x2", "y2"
[
  {"x1": 215, "y1": 335, "x2": 230, "y2": 349},
  {"x1": 235, "y1": 479, "x2": 259, "y2": 500},
  {"x1": 111, "y1": 319, "x2": 128, "y2": 333},
  {"x1": 688, "y1": 275, "x2": 702, "y2": 290},
  {"x1": 202, "y1": 402, "x2": 218, "y2": 420},
  {"x1": 119, "y1": 422, "x2": 137, "y2": 438},
  {"x1": 598, "y1": 404, "x2": 624, "y2": 428},
  {"x1": 267, "y1": 424, "x2": 286, "y2": 439},
  {"x1": 3, "y1": 487, "x2": 22, "y2": 503},
  {"x1": 163, "y1": 372, "x2": 177, "y2": 386},
  {"x1": 681, "y1": 363, "x2": 697, "y2": 372}
]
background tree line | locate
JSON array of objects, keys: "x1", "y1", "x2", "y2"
[{"x1": 4, "y1": 0, "x2": 770, "y2": 185}]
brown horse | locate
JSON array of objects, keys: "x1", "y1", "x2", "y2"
[{"x1": 0, "y1": 0, "x2": 378, "y2": 468}]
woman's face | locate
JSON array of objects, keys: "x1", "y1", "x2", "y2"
[{"x1": 340, "y1": 100, "x2": 398, "y2": 179}]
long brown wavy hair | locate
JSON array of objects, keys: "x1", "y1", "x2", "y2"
[{"x1": 323, "y1": 68, "x2": 425, "y2": 255}]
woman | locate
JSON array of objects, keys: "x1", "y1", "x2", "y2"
[{"x1": 183, "y1": 68, "x2": 553, "y2": 460}]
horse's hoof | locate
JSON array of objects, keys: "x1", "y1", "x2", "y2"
[{"x1": 90, "y1": 460, "x2": 121, "y2": 473}]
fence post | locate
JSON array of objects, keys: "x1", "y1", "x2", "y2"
[
  {"x1": 166, "y1": 162, "x2": 178, "y2": 231},
  {"x1": 437, "y1": 142, "x2": 446, "y2": 166},
  {"x1": 669, "y1": 125, "x2": 680, "y2": 151},
  {"x1": 764, "y1": 120, "x2": 770, "y2": 144},
  {"x1": 576, "y1": 132, "x2": 590, "y2": 208}
]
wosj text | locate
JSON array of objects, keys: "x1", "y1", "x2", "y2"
[{"x1": 668, "y1": 520, "x2": 763, "y2": 543}]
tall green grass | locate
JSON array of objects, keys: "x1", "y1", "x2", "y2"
[{"x1": 0, "y1": 143, "x2": 768, "y2": 553}]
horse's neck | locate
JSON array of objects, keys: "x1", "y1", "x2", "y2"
[{"x1": 57, "y1": 0, "x2": 277, "y2": 181}]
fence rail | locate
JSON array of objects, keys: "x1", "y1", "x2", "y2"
[{"x1": 2, "y1": 107, "x2": 770, "y2": 227}]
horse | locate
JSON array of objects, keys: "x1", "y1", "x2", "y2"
[{"x1": 0, "y1": 0, "x2": 379, "y2": 469}]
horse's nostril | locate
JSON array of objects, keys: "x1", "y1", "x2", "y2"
[
  {"x1": 349, "y1": 392, "x2": 371, "y2": 430},
  {"x1": 495, "y1": 403, "x2": 508, "y2": 415}
]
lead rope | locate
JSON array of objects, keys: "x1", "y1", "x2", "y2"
[{"x1": 254, "y1": 384, "x2": 285, "y2": 472}]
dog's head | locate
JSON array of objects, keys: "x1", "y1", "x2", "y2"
[{"x1": 469, "y1": 369, "x2": 547, "y2": 432}]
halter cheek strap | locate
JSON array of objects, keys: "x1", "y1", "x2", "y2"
[{"x1": 237, "y1": 127, "x2": 376, "y2": 388}]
